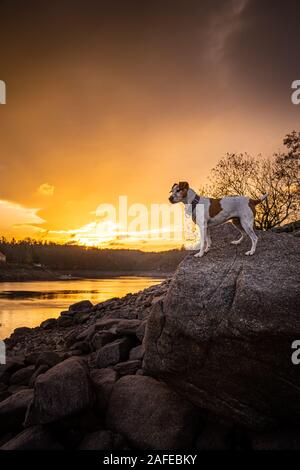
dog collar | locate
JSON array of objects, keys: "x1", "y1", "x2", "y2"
[{"x1": 191, "y1": 194, "x2": 200, "y2": 223}]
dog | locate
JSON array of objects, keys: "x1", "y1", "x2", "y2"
[{"x1": 169, "y1": 181, "x2": 267, "y2": 257}]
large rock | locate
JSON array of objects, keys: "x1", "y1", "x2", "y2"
[
  {"x1": 106, "y1": 375, "x2": 199, "y2": 449},
  {"x1": 143, "y1": 225, "x2": 300, "y2": 429},
  {"x1": 25, "y1": 358, "x2": 93, "y2": 424},
  {"x1": 0, "y1": 389, "x2": 34, "y2": 431}
]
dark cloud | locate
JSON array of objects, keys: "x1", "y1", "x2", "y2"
[
  {"x1": 1, "y1": 0, "x2": 299, "y2": 108},
  {"x1": 222, "y1": 0, "x2": 300, "y2": 109},
  {"x1": 0, "y1": 0, "x2": 299, "y2": 238}
]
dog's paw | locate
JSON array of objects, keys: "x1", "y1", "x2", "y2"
[
  {"x1": 231, "y1": 240, "x2": 241, "y2": 245},
  {"x1": 194, "y1": 252, "x2": 204, "y2": 258},
  {"x1": 245, "y1": 250, "x2": 255, "y2": 256}
]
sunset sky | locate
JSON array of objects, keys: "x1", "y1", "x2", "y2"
[{"x1": 0, "y1": 0, "x2": 300, "y2": 250}]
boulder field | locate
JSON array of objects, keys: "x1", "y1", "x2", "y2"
[{"x1": 0, "y1": 224, "x2": 299, "y2": 450}]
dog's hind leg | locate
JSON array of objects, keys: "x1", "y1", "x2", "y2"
[
  {"x1": 204, "y1": 227, "x2": 211, "y2": 253},
  {"x1": 240, "y1": 218, "x2": 258, "y2": 255},
  {"x1": 230, "y1": 217, "x2": 244, "y2": 245}
]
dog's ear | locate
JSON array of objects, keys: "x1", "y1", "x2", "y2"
[
  {"x1": 179, "y1": 181, "x2": 189, "y2": 191},
  {"x1": 171, "y1": 183, "x2": 178, "y2": 191}
]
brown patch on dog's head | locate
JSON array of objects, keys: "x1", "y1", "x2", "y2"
[
  {"x1": 178, "y1": 181, "x2": 189, "y2": 198},
  {"x1": 178, "y1": 181, "x2": 189, "y2": 191},
  {"x1": 209, "y1": 198, "x2": 222, "y2": 218},
  {"x1": 169, "y1": 181, "x2": 189, "y2": 203}
]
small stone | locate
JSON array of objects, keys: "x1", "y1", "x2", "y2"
[
  {"x1": 69, "y1": 300, "x2": 93, "y2": 312},
  {"x1": 114, "y1": 360, "x2": 141, "y2": 376},
  {"x1": 40, "y1": 318, "x2": 57, "y2": 329},
  {"x1": 95, "y1": 338, "x2": 133, "y2": 368},
  {"x1": 91, "y1": 331, "x2": 116, "y2": 350},
  {"x1": 110, "y1": 319, "x2": 142, "y2": 336}
]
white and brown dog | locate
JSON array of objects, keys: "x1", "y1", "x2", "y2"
[{"x1": 169, "y1": 182, "x2": 267, "y2": 257}]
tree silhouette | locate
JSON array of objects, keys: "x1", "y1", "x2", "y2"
[{"x1": 200, "y1": 132, "x2": 300, "y2": 230}]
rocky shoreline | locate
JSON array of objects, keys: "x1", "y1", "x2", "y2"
[
  {"x1": 0, "y1": 224, "x2": 300, "y2": 450},
  {"x1": 1, "y1": 280, "x2": 179, "y2": 450}
]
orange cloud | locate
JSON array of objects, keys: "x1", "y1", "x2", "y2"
[
  {"x1": 37, "y1": 183, "x2": 55, "y2": 196},
  {"x1": 0, "y1": 199, "x2": 45, "y2": 237}
]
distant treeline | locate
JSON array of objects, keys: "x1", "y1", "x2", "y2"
[{"x1": 0, "y1": 238, "x2": 186, "y2": 273}]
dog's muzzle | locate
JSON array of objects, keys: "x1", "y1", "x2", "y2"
[{"x1": 169, "y1": 196, "x2": 175, "y2": 203}]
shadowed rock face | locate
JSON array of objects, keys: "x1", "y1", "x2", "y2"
[
  {"x1": 143, "y1": 225, "x2": 300, "y2": 429},
  {"x1": 106, "y1": 375, "x2": 199, "y2": 449}
]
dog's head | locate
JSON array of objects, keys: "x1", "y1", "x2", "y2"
[{"x1": 169, "y1": 181, "x2": 189, "y2": 204}]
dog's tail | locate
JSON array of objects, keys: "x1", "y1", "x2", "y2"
[
  {"x1": 252, "y1": 193, "x2": 268, "y2": 205},
  {"x1": 259, "y1": 193, "x2": 268, "y2": 203}
]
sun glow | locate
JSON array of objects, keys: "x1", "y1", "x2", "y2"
[{"x1": 46, "y1": 220, "x2": 185, "y2": 251}]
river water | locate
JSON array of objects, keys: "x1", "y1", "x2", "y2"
[{"x1": 0, "y1": 276, "x2": 164, "y2": 340}]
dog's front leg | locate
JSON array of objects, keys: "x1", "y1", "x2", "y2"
[{"x1": 194, "y1": 222, "x2": 207, "y2": 258}]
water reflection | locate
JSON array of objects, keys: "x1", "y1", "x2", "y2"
[{"x1": 0, "y1": 277, "x2": 163, "y2": 340}]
